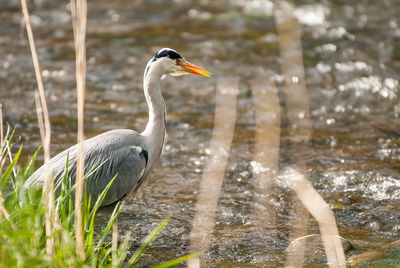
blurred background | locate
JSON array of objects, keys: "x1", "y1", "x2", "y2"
[{"x1": 1, "y1": 0, "x2": 400, "y2": 266}]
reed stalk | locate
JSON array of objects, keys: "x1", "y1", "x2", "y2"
[
  {"x1": 280, "y1": 168, "x2": 346, "y2": 267},
  {"x1": 20, "y1": 0, "x2": 55, "y2": 257},
  {"x1": 187, "y1": 78, "x2": 238, "y2": 268},
  {"x1": 70, "y1": 0, "x2": 87, "y2": 261},
  {"x1": 0, "y1": 104, "x2": 3, "y2": 147},
  {"x1": 273, "y1": 2, "x2": 346, "y2": 266},
  {"x1": 6, "y1": 140, "x2": 17, "y2": 179},
  {"x1": 112, "y1": 219, "x2": 119, "y2": 267},
  {"x1": 0, "y1": 104, "x2": 4, "y2": 174},
  {"x1": 0, "y1": 127, "x2": 9, "y2": 175},
  {"x1": 0, "y1": 104, "x2": 8, "y2": 222},
  {"x1": 250, "y1": 77, "x2": 280, "y2": 229},
  {"x1": 273, "y1": 1, "x2": 312, "y2": 266}
]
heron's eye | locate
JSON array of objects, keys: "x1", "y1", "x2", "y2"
[{"x1": 176, "y1": 59, "x2": 183, "y2": 65}]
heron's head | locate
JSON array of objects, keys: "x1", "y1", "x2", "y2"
[{"x1": 146, "y1": 48, "x2": 211, "y2": 77}]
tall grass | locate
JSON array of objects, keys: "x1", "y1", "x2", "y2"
[
  {"x1": 0, "y1": 132, "x2": 200, "y2": 267},
  {"x1": 0, "y1": 131, "x2": 114, "y2": 266}
]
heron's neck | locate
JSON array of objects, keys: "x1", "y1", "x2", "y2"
[{"x1": 141, "y1": 66, "x2": 166, "y2": 163}]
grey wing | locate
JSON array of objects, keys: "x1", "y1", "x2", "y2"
[
  {"x1": 24, "y1": 130, "x2": 148, "y2": 206},
  {"x1": 70, "y1": 145, "x2": 148, "y2": 206}
]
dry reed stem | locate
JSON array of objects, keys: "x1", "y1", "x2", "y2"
[
  {"x1": 0, "y1": 123, "x2": 12, "y2": 227},
  {"x1": 285, "y1": 196, "x2": 309, "y2": 267},
  {"x1": 0, "y1": 104, "x2": 3, "y2": 147},
  {"x1": 273, "y1": 1, "x2": 313, "y2": 266},
  {"x1": 70, "y1": 0, "x2": 87, "y2": 260},
  {"x1": 187, "y1": 78, "x2": 238, "y2": 268},
  {"x1": 33, "y1": 91, "x2": 55, "y2": 255},
  {"x1": 0, "y1": 105, "x2": 8, "y2": 223},
  {"x1": 6, "y1": 141, "x2": 17, "y2": 179},
  {"x1": 1, "y1": 121, "x2": 17, "y2": 178},
  {"x1": 1, "y1": 114, "x2": 16, "y2": 179},
  {"x1": 34, "y1": 92, "x2": 46, "y2": 153},
  {"x1": 112, "y1": 219, "x2": 119, "y2": 267},
  {"x1": 273, "y1": 0, "x2": 311, "y2": 140},
  {"x1": 0, "y1": 127, "x2": 10, "y2": 174},
  {"x1": 280, "y1": 168, "x2": 346, "y2": 267},
  {"x1": 249, "y1": 77, "x2": 280, "y2": 229},
  {"x1": 0, "y1": 104, "x2": 8, "y2": 222},
  {"x1": 20, "y1": 0, "x2": 55, "y2": 257},
  {"x1": 0, "y1": 105, "x2": 3, "y2": 174}
]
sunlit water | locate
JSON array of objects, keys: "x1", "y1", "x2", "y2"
[{"x1": 1, "y1": 0, "x2": 400, "y2": 266}]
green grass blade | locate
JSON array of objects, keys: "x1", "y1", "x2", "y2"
[
  {"x1": 88, "y1": 171, "x2": 117, "y2": 224},
  {"x1": 151, "y1": 251, "x2": 203, "y2": 268},
  {"x1": 55, "y1": 159, "x2": 105, "y2": 206},
  {"x1": 0, "y1": 129, "x2": 15, "y2": 172},
  {"x1": 113, "y1": 229, "x2": 133, "y2": 266},
  {"x1": 129, "y1": 215, "x2": 172, "y2": 265},
  {"x1": 90, "y1": 253, "x2": 98, "y2": 268},
  {"x1": 59, "y1": 154, "x2": 70, "y2": 222},
  {"x1": 0, "y1": 140, "x2": 190, "y2": 267},
  {"x1": 94, "y1": 201, "x2": 124, "y2": 253},
  {"x1": 22, "y1": 146, "x2": 41, "y2": 180},
  {"x1": 2, "y1": 145, "x2": 22, "y2": 186},
  {"x1": 0, "y1": 129, "x2": 16, "y2": 167},
  {"x1": 86, "y1": 173, "x2": 118, "y2": 250},
  {"x1": 99, "y1": 248, "x2": 112, "y2": 267}
]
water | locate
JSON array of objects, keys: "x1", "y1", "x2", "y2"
[{"x1": 1, "y1": 0, "x2": 400, "y2": 266}]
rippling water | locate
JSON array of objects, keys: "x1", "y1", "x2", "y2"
[{"x1": 2, "y1": 0, "x2": 400, "y2": 266}]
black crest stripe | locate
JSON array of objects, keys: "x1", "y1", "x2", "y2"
[{"x1": 155, "y1": 49, "x2": 182, "y2": 60}]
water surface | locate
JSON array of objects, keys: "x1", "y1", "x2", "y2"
[{"x1": 1, "y1": 0, "x2": 400, "y2": 266}]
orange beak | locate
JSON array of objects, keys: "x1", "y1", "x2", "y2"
[{"x1": 181, "y1": 60, "x2": 211, "y2": 77}]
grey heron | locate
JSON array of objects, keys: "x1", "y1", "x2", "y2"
[{"x1": 24, "y1": 48, "x2": 211, "y2": 206}]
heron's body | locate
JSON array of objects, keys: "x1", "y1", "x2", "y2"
[
  {"x1": 24, "y1": 48, "x2": 210, "y2": 206},
  {"x1": 26, "y1": 129, "x2": 148, "y2": 206}
]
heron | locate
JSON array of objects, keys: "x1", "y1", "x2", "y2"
[{"x1": 24, "y1": 48, "x2": 211, "y2": 206}]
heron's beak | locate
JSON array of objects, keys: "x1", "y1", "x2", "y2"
[{"x1": 181, "y1": 60, "x2": 211, "y2": 77}]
